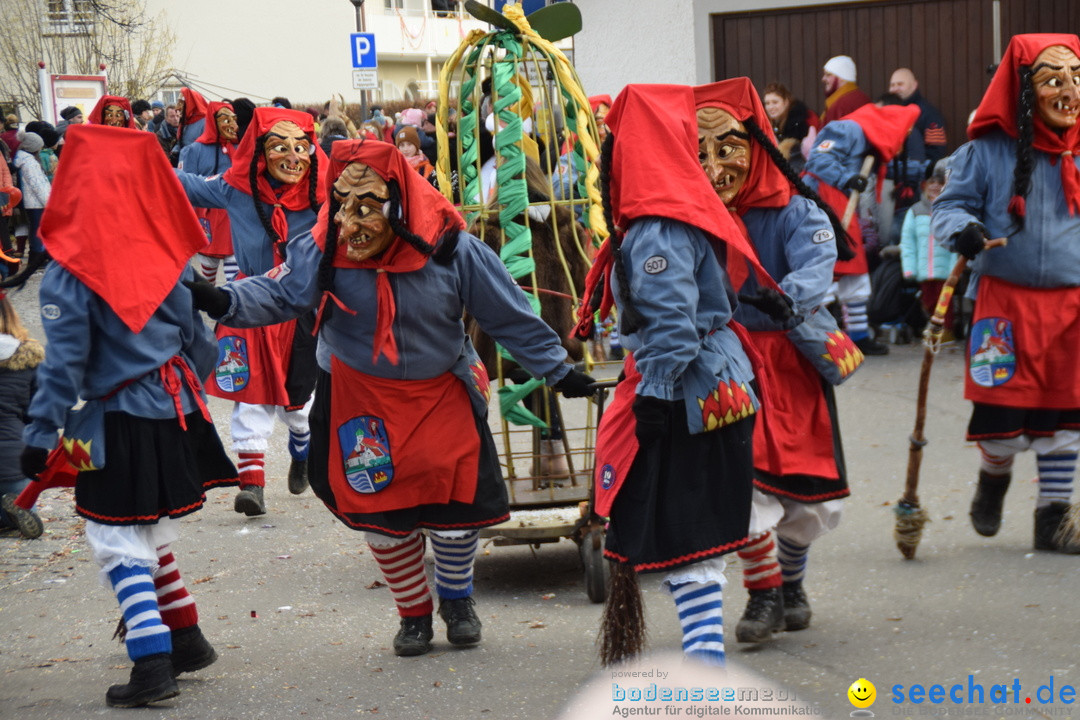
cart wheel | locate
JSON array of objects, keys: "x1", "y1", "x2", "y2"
[{"x1": 580, "y1": 527, "x2": 609, "y2": 603}]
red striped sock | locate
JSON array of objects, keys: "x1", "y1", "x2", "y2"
[
  {"x1": 979, "y1": 446, "x2": 1014, "y2": 476},
  {"x1": 153, "y1": 546, "x2": 198, "y2": 630},
  {"x1": 736, "y1": 531, "x2": 781, "y2": 590},
  {"x1": 237, "y1": 452, "x2": 265, "y2": 488},
  {"x1": 368, "y1": 533, "x2": 433, "y2": 617}
]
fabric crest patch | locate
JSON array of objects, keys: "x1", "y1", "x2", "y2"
[
  {"x1": 214, "y1": 336, "x2": 250, "y2": 392},
  {"x1": 969, "y1": 317, "x2": 1016, "y2": 387},
  {"x1": 266, "y1": 264, "x2": 290, "y2": 280},
  {"x1": 643, "y1": 256, "x2": 668, "y2": 274},
  {"x1": 338, "y1": 415, "x2": 394, "y2": 494},
  {"x1": 812, "y1": 228, "x2": 835, "y2": 244},
  {"x1": 815, "y1": 140, "x2": 834, "y2": 152},
  {"x1": 198, "y1": 217, "x2": 212, "y2": 241},
  {"x1": 41, "y1": 304, "x2": 61, "y2": 321},
  {"x1": 601, "y1": 463, "x2": 616, "y2": 489}
]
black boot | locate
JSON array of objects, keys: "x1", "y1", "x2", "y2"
[
  {"x1": 287, "y1": 459, "x2": 309, "y2": 495},
  {"x1": 234, "y1": 485, "x2": 266, "y2": 516},
  {"x1": 1, "y1": 494, "x2": 43, "y2": 539},
  {"x1": 1034, "y1": 503, "x2": 1080, "y2": 554},
  {"x1": 393, "y1": 614, "x2": 434, "y2": 656},
  {"x1": 438, "y1": 596, "x2": 482, "y2": 646},
  {"x1": 854, "y1": 336, "x2": 889, "y2": 356},
  {"x1": 170, "y1": 625, "x2": 217, "y2": 675},
  {"x1": 970, "y1": 471, "x2": 1011, "y2": 537},
  {"x1": 781, "y1": 580, "x2": 812, "y2": 631},
  {"x1": 105, "y1": 653, "x2": 179, "y2": 708},
  {"x1": 735, "y1": 587, "x2": 785, "y2": 643}
]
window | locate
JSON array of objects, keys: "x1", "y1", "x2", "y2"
[
  {"x1": 44, "y1": 0, "x2": 93, "y2": 36},
  {"x1": 384, "y1": 0, "x2": 404, "y2": 9}
]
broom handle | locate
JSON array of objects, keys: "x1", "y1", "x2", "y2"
[
  {"x1": 841, "y1": 155, "x2": 876, "y2": 229},
  {"x1": 902, "y1": 237, "x2": 1007, "y2": 505}
]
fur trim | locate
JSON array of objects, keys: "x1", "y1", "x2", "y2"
[{"x1": 0, "y1": 338, "x2": 44, "y2": 371}]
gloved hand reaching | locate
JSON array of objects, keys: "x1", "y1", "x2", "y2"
[
  {"x1": 554, "y1": 369, "x2": 597, "y2": 398},
  {"x1": 845, "y1": 175, "x2": 868, "y2": 194},
  {"x1": 954, "y1": 223, "x2": 989, "y2": 260},
  {"x1": 183, "y1": 277, "x2": 231, "y2": 319},
  {"x1": 20, "y1": 445, "x2": 49, "y2": 480},
  {"x1": 737, "y1": 287, "x2": 797, "y2": 325}
]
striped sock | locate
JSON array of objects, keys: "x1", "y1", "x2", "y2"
[
  {"x1": 777, "y1": 535, "x2": 810, "y2": 584},
  {"x1": 199, "y1": 257, "x2": 220, "y2": 283},
  {"x1": 288, "y1": 430, "x2": 311, "y2": 462},
  {"x1": 237, "y1": 452, "x2": 265, "y2": 488},
  {"x1": 222, "y1": 256, "x2": 239, "y2": 283},
  {"x1": 368, "y1": 532, "x2": 433, "y2": 617},
  {"x1": 110, "y1": 564, "x2": 171, "y2": 661},
  {"x1": 979, "y1": 447, "x2": 1014, "y2": 476},
  {"x1": 153, "y1": 546, "x2": 198, "y2": 631},
  {"x1": 430, "y1": 531, "x2": 479, "y2": 600},
  {"x1": 844, "y1": 301, "x2": 870, "y2": 341},
  {"x1": 736, "y1": 531, "x2": 781, "y2": 590},
  {"x1": 667, "y1": 580, "x2": 724, "y2": 667},
  {"x1": 1036, "y1": 452, "x2": 1076, "y2": 508}
]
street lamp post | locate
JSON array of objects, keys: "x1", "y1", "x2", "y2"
[{"x1": 349, "y1": 0, "x2": 368, "y2": 122}]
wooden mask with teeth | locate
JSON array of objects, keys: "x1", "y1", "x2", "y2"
[
  {"x1": 264, "y1": 120, "x2": 312, "y2": 184},
  {"x1": 696, "y1": 106, "x2": 751, "y2": 207},
  {"x1": 1032, "y1": 45, "x2": 1080, "y2": 129},
  {"x1": 332, "y1": 162, "x2": 394, "y2": 262}
]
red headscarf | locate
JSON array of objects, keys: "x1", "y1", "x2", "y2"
[
  {"x1": 574, "y1": 84, "x2": 777, "y2": 338},
  {"x1": 968, "y1": 33, "x2": 1080, "y2": 216},
  {"x1": 178, "y1": 87, "x2": 208, "y2": 127},
  {"x1": 589, "y1": 95, "x2": 612, "y2": 113},
  {"x1": 87, "y1": 95, "x2": 135, "y2": 129},
  {"x1": 693, "y1": 78, "x2": 793, "y2": 213},
  {"x1": 222, "y1": 107, "x2": 327, "y2": 244},
  {"x1": 38, "y1": 125, "x2": 207, "y2": 333},
  {"x1": 839, "y1": 103, "x2": 921, "y2": 201},
  {"x1": 195, "y1": 101, "x2": 236, "y2": 146},
  {"x1": 312, "y1": 138, "x2": 465, "y2": 365}
]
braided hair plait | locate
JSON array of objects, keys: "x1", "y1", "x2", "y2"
[
  {"x1": 308, "y1": 147, "x2": 320, "y2": 211},
  {"x1": 743, "y1": 116, "x2": 855, "y2": 260},
  {"x1": 316, "y1": 195, "x2": 342, "y2": 325},
  {"x1": 1011, "y1": 65, "x2": 1037, "y2": 231},
  {"x1": 386, "y1": 180, "x2": 437, "y2": 257},
  {"x1": 597, "y1": 132, "x2": 645, "y2": 335},
  {"x1": 249, "y1": 134, "x2": 279, "y2": 244}
]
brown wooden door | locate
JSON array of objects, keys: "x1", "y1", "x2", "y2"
[{"x1": 712, "y1": 0, "x2": 1080, "y2": 153}]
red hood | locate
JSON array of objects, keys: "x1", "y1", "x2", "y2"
[
  {"x1": 195, "y1": 101, "x2": 236, "y2": 146},
  {"x1": 87, "y1": 95, "x2": 135, "y2": 129}
]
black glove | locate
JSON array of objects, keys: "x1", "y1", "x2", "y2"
[
  {"x1": 738, "y1": 287, "x2": 796, "y2": 323},
  {"x1": 554, "y1": 369, "x2": 597, "y2": 398},
  {"x1": 633, "y1": 395, "x2": 673, "y2": 446},
  {"x1": 20, "y1": 445, "x2": 49, "y2": 480},
  {"x1": 954, "y1": 223, "x2": 988, "y2": 260},
  {"x1": 183, "y1": 277, "x2": 231, "y2": 319},
  {"x1": 845, "y1": 175, "x2": 868, "y2": 193}
]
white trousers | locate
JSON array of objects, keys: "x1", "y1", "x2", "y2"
[
  {"x1": 747, "y1": 489, "x2": 844, "y2": 546},
  {"x1": 231, "y1": 397, "x2": 313, "y2": 453}
]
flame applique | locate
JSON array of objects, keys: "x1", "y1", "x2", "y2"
[
  {"x1": 822, "y1": 330, "x2": 863, "y2": 379},
  {"x1": 62, "y1": 437, "x2": 99, "y2": 472},
  {"x1": 698, "y1": 379, "x2": 756, "y2": 431},
  {"x1": 470, "y1": 360, "x2": 491, "y2": 403}
]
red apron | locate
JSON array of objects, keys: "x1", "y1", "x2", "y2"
[
  {"x1": 594, "y1": 355, "x2": 642, "y2": 518},
  {"x1": 747, "y1": 331, "x2": 839, "y2": 481},
  {"x1": 326, "y1": 355, "x2": 480, "y2": 514},
  {"x1": 197, "y1": 207, "x2": 233, "y2": 258},
  {"x1": 966, "y1": 277, "x2": 1080, "y2": 409},
  {"x1": 816, "y1": 181, "x2": 868, "y2": 276}
]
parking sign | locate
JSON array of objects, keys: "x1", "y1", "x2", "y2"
[{"x1": 351, "y1": 33, "x2": 377, "y2": 69}]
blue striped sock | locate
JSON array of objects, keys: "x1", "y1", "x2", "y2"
[
  {"x1": 109, "y1": 564, "x2": 171, "y2": 661},
  {"x1": 431, "y1": 531, "x2": 479, "y2": 600},
  {"x1": 777, "y1": 536, "x2": 810, "y2": 583},
  {"x1": 1036, "y1": 452, "x2": 1076, "y2": 508},
  {"x1": 844, "y1": 301, "x2": 870, "y2": 340},
  {"x1": 288, "y1": 430, "x2": 311, "y2": 462},
  {"x1": 667, "y1": 581, "x2": 724, "y2": 667}
]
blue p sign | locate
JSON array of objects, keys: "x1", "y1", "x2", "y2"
[{"x1": 351, "y1": 33, "x2": 377, "y2": 69}]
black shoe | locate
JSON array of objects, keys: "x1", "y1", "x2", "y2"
[
  {"x1": 393, "y1": 614, "x2": 434, "y2": 656},
  {"x1": 105, "y1": 653, "x2": 179, "y2": 708},
  {"x1": 1, "y1": 494, "x2": 43, "y2": 539},
  {"x1": 170, "y1": 625, "x2": 217, "y2": 675},
  {"x1": 735, "y1": 587, "x2": 785, "y2": 643},
  {"x1": 970, "y1": 471, "x2": 1011, "y2": 537},
  {"x1": 1034, "y1": 502, "x2": 1080, "y2": 553},
  {"x1": 234, "y1": 485, "x2": 266, "y2": 516},
  {"x1": 854, "y1": 336, "x2": 889, "y2": 356},
  {"x1": 438, "y1": 596, "x2": 482, "y2": 646},
  {"x1": 781, "y1": 581, "x2": 812, "y2": 631},
  {"x1": 287, "y1": 459, "x2": 309, "y2": 495}
]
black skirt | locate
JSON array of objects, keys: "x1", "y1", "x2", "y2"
[
  {"x1": 307, "y1": 368, "x2": 509, "y2": 537},
  {"x1": 75, "y1": 410, "x2": 238, "y2": 525},
  {"x1": 968, "y1": 402, "x2": 1080, "y2": 441},
  {"x1": 604, "y1": 403, "x2": 754, "y2": 573}
]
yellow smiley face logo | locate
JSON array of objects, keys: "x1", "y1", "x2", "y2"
[{"x1": 848, "y1": 678, "x2": 876, "y2": 708}]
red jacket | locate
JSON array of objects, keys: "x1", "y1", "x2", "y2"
[{"x1": 822, "y1": 83, "x2": 871, "y2": 126}]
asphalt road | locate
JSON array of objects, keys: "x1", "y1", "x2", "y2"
[{"x1": 1, "y1": 268, "x2": 1076, "y2": 720}]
